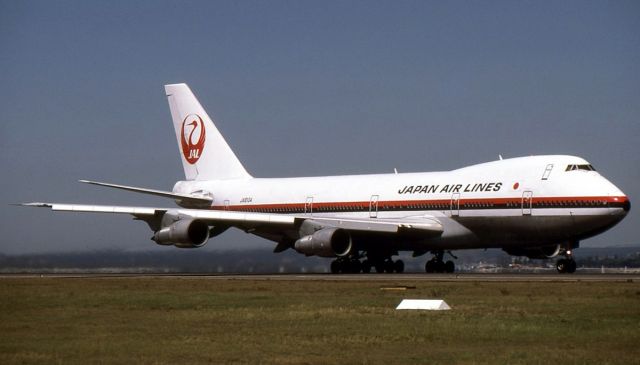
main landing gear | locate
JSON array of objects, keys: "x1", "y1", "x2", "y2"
[
  {"x1": 330, "y1": 255, "x2": 404, "y2": 274},
  {"x1": 556, "y1": 250, "x2": 577, "y2": 274},
  {"x1": 425, "y1": 250, "x2": 456, "y2": 273}
]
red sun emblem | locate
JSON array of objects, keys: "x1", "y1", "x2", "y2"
[{"x1": 180, "y1": 114, "x2": 206, "y2": 164}]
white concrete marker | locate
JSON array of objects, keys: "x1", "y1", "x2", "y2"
[{"x1": 396, "y1": 299, "x2": 451, "y2": 310}]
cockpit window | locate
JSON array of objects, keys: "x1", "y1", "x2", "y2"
[{"x1": 565, "y1": 164, "x2": 596, "y2": 172}]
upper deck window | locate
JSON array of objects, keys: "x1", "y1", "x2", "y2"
[
  {"x1": 565, "y1": 164, "x2": 596, "y2": 172},
  {"x1": 542, "y1": 164, "x2": 553, "y2": 180}
]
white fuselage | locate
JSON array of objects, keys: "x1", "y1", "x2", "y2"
[{"x1": 173, "y1": 155, "x2": 629, "y2": 251}]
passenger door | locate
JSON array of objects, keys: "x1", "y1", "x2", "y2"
[
  {"x1": 369, "y1": 195, "x2": 379, "y2": 218},
  {"x1": 450, "y1": 193, "x2": 460, "y2": 217},
  {"x1": 522, "y1": 191, "x2": 533, "y2": 216},
  {"x1": 305, "y1": 197, "x2": 313, "y2": 215}
]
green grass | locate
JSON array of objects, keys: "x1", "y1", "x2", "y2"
[{"x1": 1, "y1": 277, "x2": 639, "y2": 364}]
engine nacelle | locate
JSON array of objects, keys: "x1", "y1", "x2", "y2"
[
  {"x1": 152, "y1": 219, "x2": 210, "y2": 248},
  {"x1": 503, "y1": 244, "x2": 562, "y2": 259},
  {"x1": 294, "y1": 228, "x2": 352, "y2": 258}
]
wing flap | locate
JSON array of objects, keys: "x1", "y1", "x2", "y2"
[
  {"x1": 303, "y1": 216, "x2": 443, "y2": 237},
  {"x1": 175, "y1": 209, "x2": 296, "y2": 225}
]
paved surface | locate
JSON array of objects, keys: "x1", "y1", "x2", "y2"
[{"x1": 1, "y1": 273, "x2": 638, "y2": 282}]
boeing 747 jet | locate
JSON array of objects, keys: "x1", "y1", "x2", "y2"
[{"x1": 22, "y1": 84, "x2": 630, "y2": 273}]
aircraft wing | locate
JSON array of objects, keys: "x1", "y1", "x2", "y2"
[
  {"x1": 18, "y1": 203, "x2": 295, "y2": 227},
  {"x1": 19, "y1": 203, "x2": 442, "y2": 236},
  {"x1": 20, "y1": 202, "x2": 160, "y2": 215}
]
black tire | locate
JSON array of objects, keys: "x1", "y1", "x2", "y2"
[
  {"x1": 394, "y1": 260, "x2": 405, "y2": 273},
  {"x1": 435, "y1": 261, "x2": 446, "y2": 273},
  {"x1": 556, "y1": 259, "x2": 567, "y2": 273},
  {"x1": 567, "y1": 259, "x2": 577, "y2": 273},
  {"x1": 375, "y1": 262, "x2": 385, "y2": 273},
  {"x1": 444, "y1": 260, "x2": 455, "y2": 273},
  {"x1": 425, "y1": 260, "x2": 435, "y2": 273}
]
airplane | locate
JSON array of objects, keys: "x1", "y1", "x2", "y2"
[{"x1": 20, "y1": 83, "x2": 630, "y2": 274}]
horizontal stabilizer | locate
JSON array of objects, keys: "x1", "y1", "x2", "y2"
[{"x1": 79, "y1": 180, "x2": 212, "y2": 207}]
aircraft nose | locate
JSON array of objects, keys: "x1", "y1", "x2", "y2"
[
  {"x1": 610, "y1": 194, "x2": 630, "y2": 215},
  {"x1": 605, "y1": 177, "x2": 630, "y2": 214},
  {"x1": 622, "y1": 197, "x2": 631, "y2": 212}
]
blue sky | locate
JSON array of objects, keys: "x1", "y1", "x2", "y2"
[{"x1": 1, "y1": 0, "x2": 638, "y2": 254}]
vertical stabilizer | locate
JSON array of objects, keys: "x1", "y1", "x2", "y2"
[{"x1": 165, "y1": 83, "x2": 252, "y2": 181}]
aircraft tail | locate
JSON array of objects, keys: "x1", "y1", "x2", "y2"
[{"x1": 165, "y1": 83, "x2": 252, "y2": 181}]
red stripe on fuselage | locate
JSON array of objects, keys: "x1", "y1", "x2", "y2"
[{"x1": 210, "y1": 196, "x2": 629, "y2": 212}]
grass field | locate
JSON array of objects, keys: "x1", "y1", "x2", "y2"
[{"x1": 1, "y1": 276, "x2": 639, "y2": 364}]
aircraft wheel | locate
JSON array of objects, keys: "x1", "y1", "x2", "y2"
[
  {"x1": 375, "y1": 261, "x2": 385, "y2": 273},
  {"x1": 425, "y1": 260, "x2": 435, "y2": 273},
  {"x1": 444, "y1": 260, "x2": 455, "y2": 273},
  {"x1": 435, "y1": 261, "x2": 446, "y2": 273},
  {"x1": 556, "y1": 259, "x2": 567, "y2": 273},
  {"x1": 394, "y1": 260, "x2": 405, "y2": 273},
  {"x1": 362, "y1": 260, "x2": 372, "y2": 273},
  {"x1": 566, "y1": 259, "x2": 577, "y2": 274}
]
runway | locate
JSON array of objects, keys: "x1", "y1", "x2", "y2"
[{"x1": 1, "y1": 272, "x2": 638, "y2": 282}]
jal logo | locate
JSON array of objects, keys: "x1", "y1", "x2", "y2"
[{"x1": 180, "y1": 114, "x2": 206, "y2": 164}]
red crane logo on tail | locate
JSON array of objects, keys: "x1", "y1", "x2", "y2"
[{"x1": 181, "y1": 114, "x2": 206, "y2": 164}]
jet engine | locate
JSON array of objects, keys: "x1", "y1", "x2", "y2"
[
  {"x1": 152, "y1": 218, "x2": 210, "y2": 248},
  {"x1": 294, "y1": 227, "x2": 352, "y2": 258},
  {"x1": 503, "y1": 244, "x2": 561, "y2": 259}
]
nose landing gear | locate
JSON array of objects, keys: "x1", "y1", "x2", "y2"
[{"x1": 556, "y1": 249, "x2": 577, "y2": 274}]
